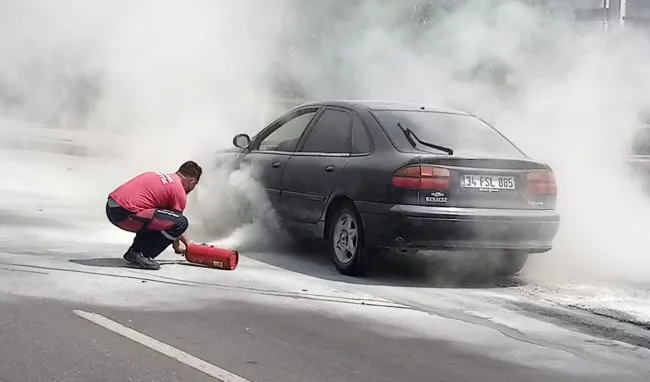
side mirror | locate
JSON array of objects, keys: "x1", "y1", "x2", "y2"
[{"x1": 233, "y1": 133, "x2": 251, "y2": 149}]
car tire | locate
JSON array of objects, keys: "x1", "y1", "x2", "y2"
[
  {"x1": 497, "y1": 252, "x2": 529, "y2": 276},
  {"x1": 328, "y1": 202, "x2": 370, "y2": 277}
]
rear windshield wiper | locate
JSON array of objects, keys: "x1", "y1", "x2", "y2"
[{"x1": 397, "y1": 121, "x2": 454, "y2": 155}]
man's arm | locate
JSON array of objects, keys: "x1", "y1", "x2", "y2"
[
  {"x1": 169, "y1": 185, "x2": 189, "y2": 254},
  {"x1": 178, "y1": 233, "x2": 190, "y2": 246}
]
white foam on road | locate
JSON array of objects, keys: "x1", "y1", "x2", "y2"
[
  {"x1": 513, "y1": 280, "x2": 650, "y2": 327},
  {"x1": 330, "y1": 280, "x2": 650, "y2": 371},
  {"x1": 0, "y1": 249, "x2": 407, "y2": 310}
]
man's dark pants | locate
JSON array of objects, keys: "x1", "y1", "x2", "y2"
[{"x1": 105, "y1": 198, "x2": 188, "y2": 259}]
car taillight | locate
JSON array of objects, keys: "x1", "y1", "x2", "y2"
[
  {"x1": 526, "y1": 170, "x2": 557, "y2": 195},
  {"x1": 391, "y1": 165, "x2": 450, "y2": 191}
]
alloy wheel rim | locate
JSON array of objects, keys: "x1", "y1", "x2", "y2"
[{"x1": 333, "y1": 212, "x2": 358, "y2": 264}]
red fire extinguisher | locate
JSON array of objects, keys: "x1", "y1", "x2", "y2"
[{"x1": 184, "y1": 243, "x2": 239, "y2": 270}]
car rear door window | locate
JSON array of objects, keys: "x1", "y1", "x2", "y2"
[
  {"x1": 300, "y1": 109, "x2": 352, "y2": 154},
  {"x1": 258, "y1": 109, "x2": 318, "y2": 152},
  {"x1": 351, "y1": 114, "x2": 372, "y2": 154}
]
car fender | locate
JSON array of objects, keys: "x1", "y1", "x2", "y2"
[{"x1": 320, "y1": 192, "x2": 358, "y2": 224}]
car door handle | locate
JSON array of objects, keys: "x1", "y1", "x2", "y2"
[
  {"x1": 325, "y1": 165, "x2": 335, "y2": 172},
  {"x1": 272, "y1": 161, "x2": 281, "y2": 168}
]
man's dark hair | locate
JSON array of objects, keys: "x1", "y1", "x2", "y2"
[{"x1": 177, "y1": 161, "x2": 202, "y2": 182}]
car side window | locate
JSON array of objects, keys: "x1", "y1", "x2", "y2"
[
  {"x1": 258, "y1": 110, "x2": 318, "y2": 152},
  {"x1": 300, "y1": 109, "x2": 352, "y2": 154},
  {"x1": 351, "y1": 114, "x2": 372, "y2": 154}
]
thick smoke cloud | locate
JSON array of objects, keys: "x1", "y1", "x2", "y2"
[
  {"x1": 2, "y1": 0, "x2": 650, "y2": 283},
  {"x1": 276, "y1": 0, "x2": 650, "y2": 283}
]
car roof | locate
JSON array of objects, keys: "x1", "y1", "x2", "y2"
[{"x1": 298, "y1": 99, "x2": 471, "y2": 116}]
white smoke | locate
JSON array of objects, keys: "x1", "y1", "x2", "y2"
[
  {"x1": 0, "y1": 0, "x2": 291, "y2": 246},
  {"x1": 3, "y1": 0, "x2": 650, "y2": 284},
  {"x1": 267, "y1": 0, "x2": 650, "y2": 283}
]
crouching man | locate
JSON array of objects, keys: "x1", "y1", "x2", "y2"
[{"x1": 105, "y1": 161, "x2": 202, "y2": 270}]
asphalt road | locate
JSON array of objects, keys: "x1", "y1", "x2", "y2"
[
  {"x1": 2, "y1": 294, "x2": 647, "y2": 382},
  {"x1": 1, "y1": 149, "x2": 650, "y2": 381},
  {"x1": 0, "y1": 298, "x2": 214, "y2": 382}
]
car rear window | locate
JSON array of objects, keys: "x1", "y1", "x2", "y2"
[{"x1": 372, "y1": 110, "x2": 526, "y2": 158}]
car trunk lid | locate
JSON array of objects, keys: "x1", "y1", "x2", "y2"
[{"x1": 391, "y1": 155, "x2": 556, "y2": 210}]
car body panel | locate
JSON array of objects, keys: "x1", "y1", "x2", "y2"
[
  {"x1": 412, "y1": 155, "x2": 555, "y2": 210},
  {"x1": 280, "y1": 153, "x2": 350, "y2": 224},
  {"x1": 357, "y1": 202, "x2": 560, "y2": 253},
  {"x1": 243, "y1": 151, "x2": 291, "y2": 209},
  {"x1": 236, "y1": 105, "x2": 324, "y2": 213}
]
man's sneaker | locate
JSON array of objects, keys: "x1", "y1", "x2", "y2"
[
  {"x1": 122, "y1": 247, "x2": 138, "y2": 265},
  {"x1": 123, "y1": 248, "x2": 161, "y2": 270}
]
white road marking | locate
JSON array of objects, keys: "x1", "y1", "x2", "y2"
[{"x1": 72, "y1": 310, "x2": 253, "y2": 382}]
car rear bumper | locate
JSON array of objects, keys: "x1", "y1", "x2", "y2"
[{"x1": 357, "y1": 202, "x2": 560, "y2": 253}]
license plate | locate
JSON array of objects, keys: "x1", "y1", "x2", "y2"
[{"x1": 460, "y1": 175, "x2": 515, "y2": 190}]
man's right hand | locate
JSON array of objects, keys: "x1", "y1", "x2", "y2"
[{"x1": 172, "y1": 239, "x2": 186, "y2": 255}]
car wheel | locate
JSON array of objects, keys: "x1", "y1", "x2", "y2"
[
  {"x1": 497, "y1": 252, "x2": 529, "y2": 276},
  {"x1": 329, "y1": 202, "x2": 370, "y2": 276}
]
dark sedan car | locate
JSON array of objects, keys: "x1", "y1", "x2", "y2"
[{"x1": 227, "y1": 100, "x2": 560, "y2": 276}]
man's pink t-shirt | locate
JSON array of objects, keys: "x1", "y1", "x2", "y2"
[{"x1": 109, "y1": 172, "x2": 187, "y2": 213}]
